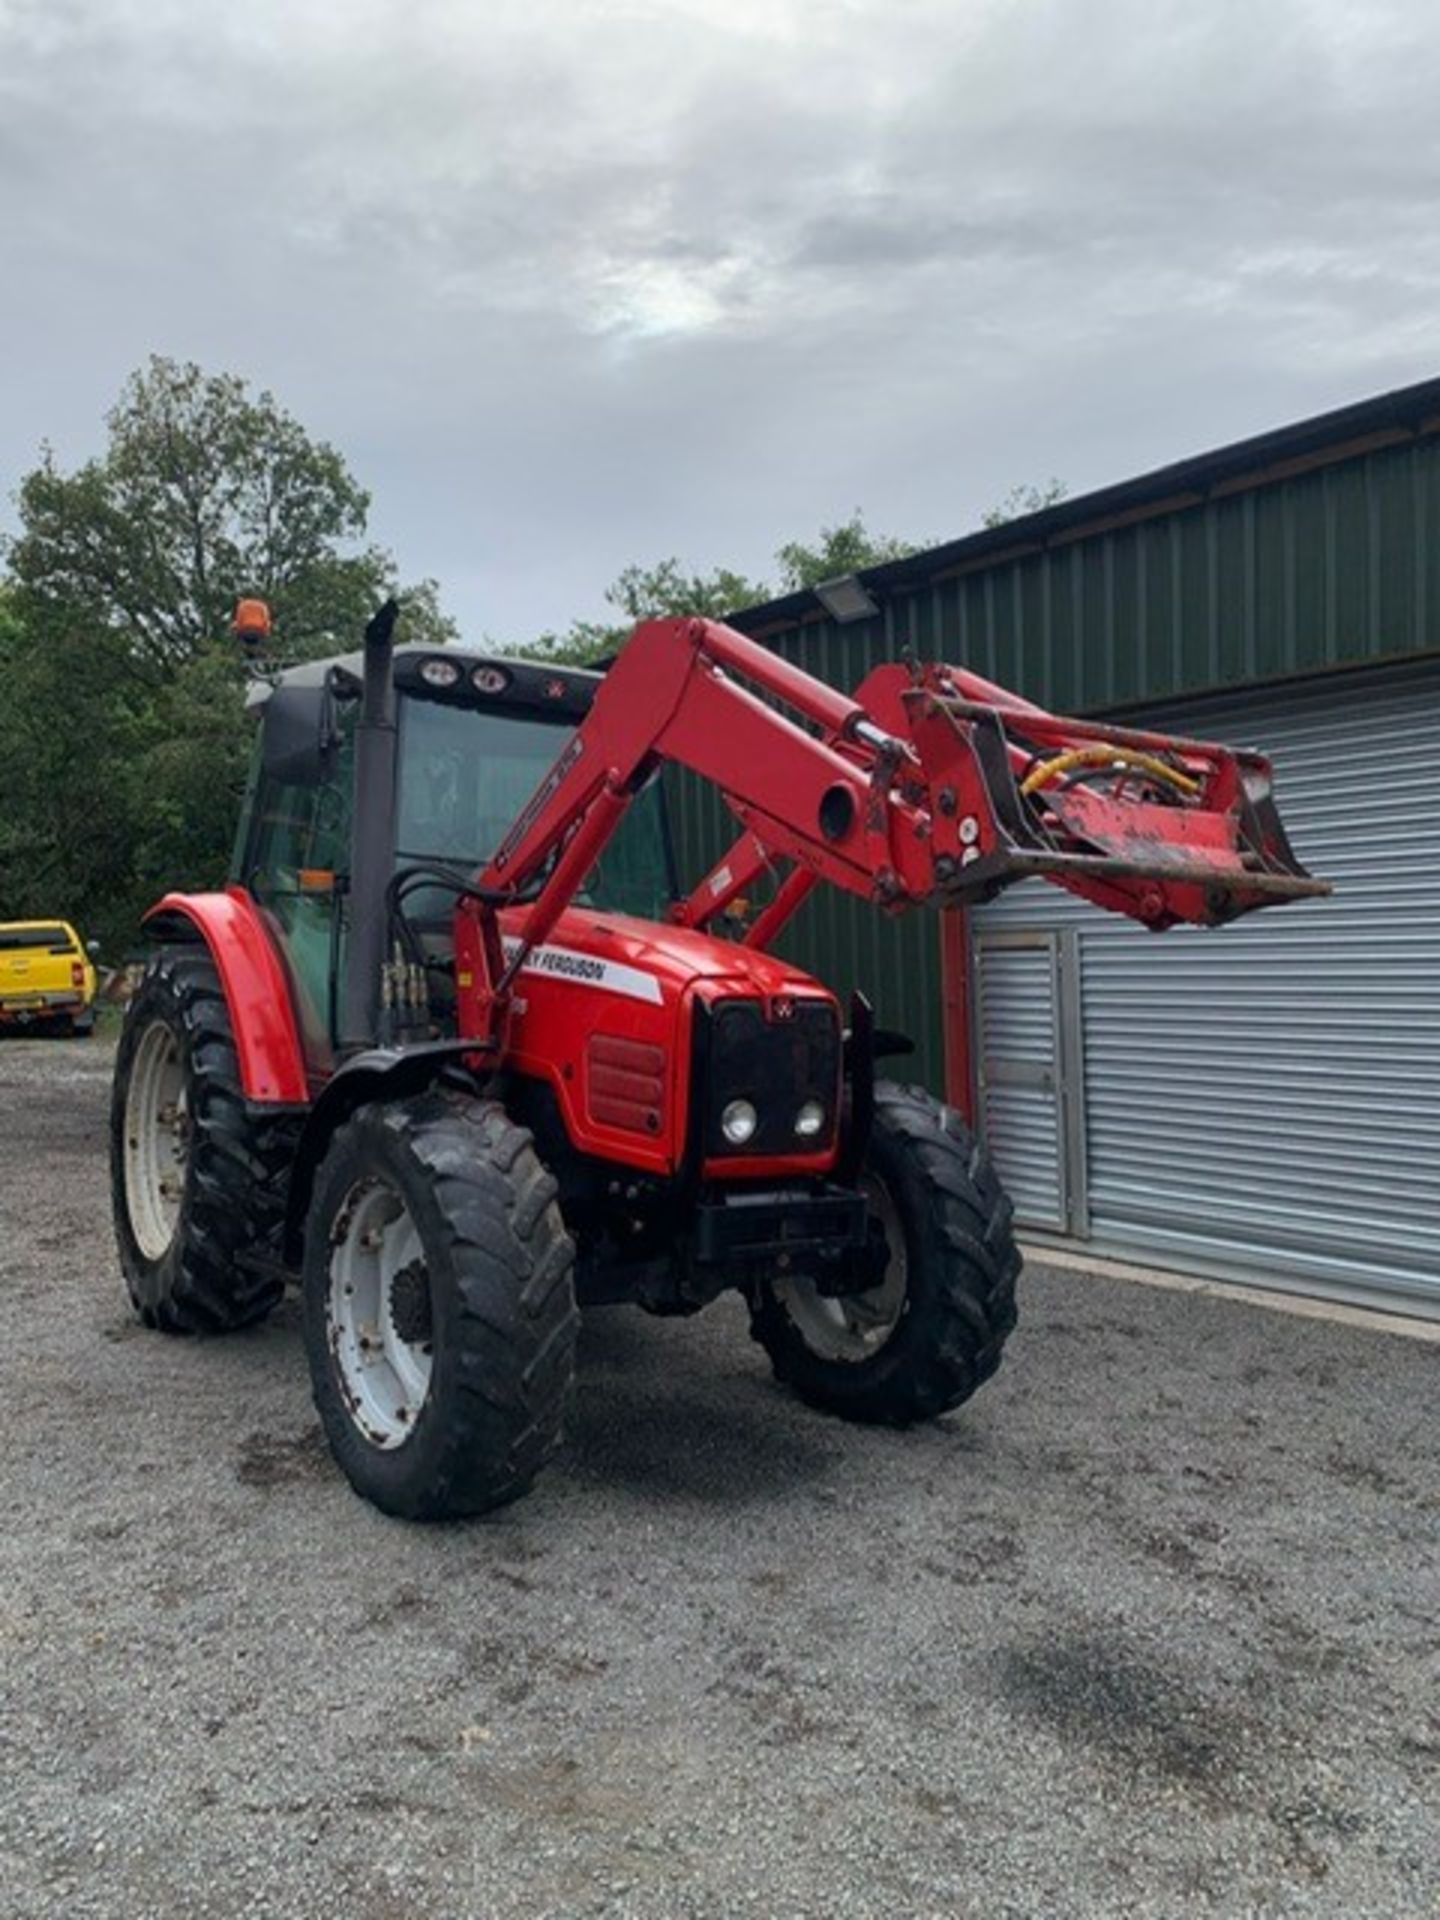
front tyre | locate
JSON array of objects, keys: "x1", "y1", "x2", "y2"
[
  {"x1": 302, "y1": 1093, "x2": 578, "y2": 1521},
  {"x1": 749, "y1": 1082, "x2": 1020, "y2": 1424},
  {"x1": 110, "y1": 947, "x2": 293, "y2": 1332}
]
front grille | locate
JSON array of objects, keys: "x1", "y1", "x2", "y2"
[{"x1": 704, "y1": 997, "x2": 841, "y2": 1157}]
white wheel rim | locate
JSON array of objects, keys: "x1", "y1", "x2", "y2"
[
  {"x1": 123, "y1": 1020, "x2": 190, "y2": 1262},
  {"x1": 774, "y1": 1173, "x2": 909, "y2": 1363},
  {"x1": 326, "y1": 1178, "x2": 434, "y2": 1450}
]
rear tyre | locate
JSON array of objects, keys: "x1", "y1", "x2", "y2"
[
  {"x1": 748, "y1": 1082, "x2": 1020, "y2": 1424},
  {"x1": 302, "y1": 1093, "x2": 578, "y2": 1521},
  {"x1": 110, "y1": 946, "x2": 293, "y2": 1333}
]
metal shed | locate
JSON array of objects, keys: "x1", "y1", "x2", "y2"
[{"x1": 676, "y1": 375, "x2": 1440, "y2": 1314}]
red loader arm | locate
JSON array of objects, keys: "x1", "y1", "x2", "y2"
[{"x1": 458, "y1": 617, "x2": 1327, "y2": 1047}]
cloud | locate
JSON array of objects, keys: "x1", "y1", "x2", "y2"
[{"x1": 2, "y1": 0, "x2": 1439, "y2": 642}]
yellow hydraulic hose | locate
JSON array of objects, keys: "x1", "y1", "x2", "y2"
[{"x1": 1020, "y1": 743, "x2": 1201, "y2": 798}]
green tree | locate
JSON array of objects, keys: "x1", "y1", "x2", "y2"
[
  {"x1": 9, "y1": 356, "x2": 454, "y2": 670},
  {"x1": 981, "y1": 480, "x2": 1068, "y2": 529},
  {"x1": 532, "y1": 555, "x2": 769, "y2": 664},
  {"x1": 774, "y1": 511, "x2": 921, "y2": 591},
  {"x1": 530, "y1": 512, "x2": 916, "y2": 664},
  {"x1": 391, "y1": 577, "x2": 459, "y2": 652},
  {"x1": 0, "y1": 359, "x2": 454, "y2": 952},
  {"x1": 0, "y1": 593, "x2": 148, "y2": 952}
]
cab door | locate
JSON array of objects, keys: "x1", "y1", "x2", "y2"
[{"x1": 233, "y1": 730, "x2": 353, "y2": 1074}]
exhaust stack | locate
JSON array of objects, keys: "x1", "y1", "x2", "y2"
[{"x1": 341, "y1": 598, "x2": 400, "y2": 1049}]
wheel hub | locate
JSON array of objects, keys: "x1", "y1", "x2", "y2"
[
  {"x1": 774, "y1": 1172, "x2": 908, "y2": 1363},
  {"x1": 326, "y1": 1179, "x2": 434, "y2": 1451},
  {"x1": 122, "y1": 1019, "x2": 190, "y2": 1262},
  {"x1": 388, "y1": 1258, "x2": 433, "y2": 1345}
]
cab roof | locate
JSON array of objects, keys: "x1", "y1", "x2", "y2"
[{"x1": 247, "y1": 644, "x2": 600, "y2": 710}]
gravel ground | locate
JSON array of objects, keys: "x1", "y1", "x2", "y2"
[{"x1": 1, "y1": 1035, "x2": 1436, "y2": 1920}]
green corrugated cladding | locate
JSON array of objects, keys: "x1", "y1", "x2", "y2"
[
  {"x1": 669, "y1": 431, "x2": 1440, "y2": 1098},
  {"x1": 914, "y1": 438, "x2": 1440, "y2": 709}
]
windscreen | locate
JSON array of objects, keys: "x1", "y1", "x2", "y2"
[
  {"x1": 395, "y1": 696, "x2": 674, "y2": 920},
  {"x1": 0, "y1": 926, "x2": 72, "y2": 952}
]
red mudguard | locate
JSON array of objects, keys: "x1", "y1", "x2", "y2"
[{"x1": 143, "y1": 887, "x2": 309, "y2": 1105}]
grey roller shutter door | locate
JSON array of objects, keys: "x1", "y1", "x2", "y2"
[
  {"x1": 973, "y1": 660, "x2": 1440, "y2": 1310},
  {"x1": 974, "y1": 934, "x2": 1067, "y2": 1232}
]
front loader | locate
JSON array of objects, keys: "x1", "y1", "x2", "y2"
[{"x1": 110, "y1": 604, "x2": 1327, "y2": 1518}]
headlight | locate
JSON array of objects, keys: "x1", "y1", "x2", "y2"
[
  {"x1": 794, "y1": 1099, "x2": 826, "y2": 1140},
  {"x1": 720, "y1": 1099, "x2": 758, "y2": 1147}
]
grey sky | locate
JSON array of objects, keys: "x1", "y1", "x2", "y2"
[{"x1": 3, "y1": 0, "x2": 1439, "y2": 646}]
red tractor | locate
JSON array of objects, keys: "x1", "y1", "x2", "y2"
[{"x1": 110, "y1": 603, "x2": 1325, "y2": 1518}]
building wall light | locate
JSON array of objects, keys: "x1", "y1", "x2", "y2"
[{"x1": 813, "y1": 574, "x2": 880, "y2": 624}]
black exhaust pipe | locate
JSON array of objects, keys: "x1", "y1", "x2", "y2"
[{"x1": 341, "y1": 598, "x2": 400, "y2": 1050}]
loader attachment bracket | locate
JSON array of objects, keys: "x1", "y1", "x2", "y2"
[{"x1": 910, "y1": 689, "x2": 1331, "y2": 929}]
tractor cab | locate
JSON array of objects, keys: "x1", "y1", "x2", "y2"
[{"x1": 236, "y1": 645, "x2": 676, "y2": 1075}]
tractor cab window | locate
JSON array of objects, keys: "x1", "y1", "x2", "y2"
[
  {"x1": 395, "y1": 696, "x2": 674, "y2": 920},
  {"x1": 238, "y1": 713, "x2": 356, "y2": 1065},
  {"x1": 237, "y1": 684, "x2": 676, "y2": 1065}
]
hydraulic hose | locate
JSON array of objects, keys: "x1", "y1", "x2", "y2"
[{"x1": 1020, "y1": 743, "x2": 1200, "y2": 799}]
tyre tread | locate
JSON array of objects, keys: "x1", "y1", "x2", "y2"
[
  {"x1": 110, "y1": 947, "x2": 296, "y2": 1335},
  {"x1": 749, "y1": 1080, "x2": 1019, "y2": 1425},
  {"x1": 303, "y1": 1091, "x2": 578, "y2": 1520}
]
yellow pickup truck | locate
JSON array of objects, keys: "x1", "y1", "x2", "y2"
[{"x1": 0, "y1": 920, "x2": 99, "y2": 1036}]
